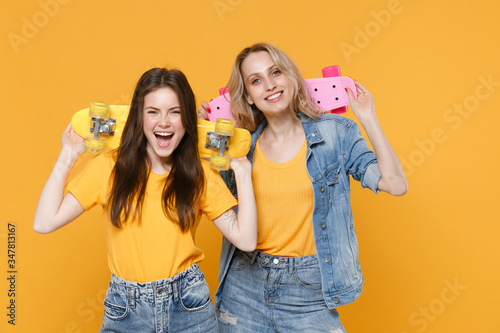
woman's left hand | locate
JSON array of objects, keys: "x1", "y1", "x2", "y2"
[
  {"x1": 346, "y1": 80, "x2": 376, "y2": 123},
  {"x1": 229, "y1": 156, "x2": 252, "y2": 176}
]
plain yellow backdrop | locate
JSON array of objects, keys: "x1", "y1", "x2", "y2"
[{"x1": 1, "y1": 0, "x2": 499, "y2": 332}]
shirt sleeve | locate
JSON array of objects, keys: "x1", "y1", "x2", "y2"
[
  {"x1": 199, "y1": 161, "x2": 238, "y2": 221},
  {"x1": 66, "y1": 153, "x2": 114, "y2": 210},
  {"x1": 344, "y1": 122, "x2": 381, "y2": 194}
]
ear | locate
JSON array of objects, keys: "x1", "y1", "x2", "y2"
[{"x1": 246, "y1": 94, "x2": 254, "y2": 105}]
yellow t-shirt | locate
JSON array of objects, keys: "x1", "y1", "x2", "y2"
[
  {"x1": 253, "y1": 139, "x2": 316, "y2": 256},
  {"x1": 66, "y1": 152, "x2": 237, "y2": 283}
]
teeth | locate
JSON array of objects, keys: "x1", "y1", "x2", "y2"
[
  {"x1": 155, "y1": 132, "x2": 173, "y2": 137},
  {"x1": 266, "y1": 92, "x2": 282, "y2": 100}
]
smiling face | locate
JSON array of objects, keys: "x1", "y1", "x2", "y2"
[
  {"x1": 241, "y1": 51, "x2": 291, "y2": 116},
  {"x1": 142, "y1": 87, "x2": 186, "y2": 170}
]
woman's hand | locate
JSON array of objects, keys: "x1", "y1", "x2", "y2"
[
  {"x1": 197, "y1": 101, "x2": 211, "y2": 120},
  {"x1": 346, "y1": 80, "x2": 376, "y2": 124},
  {"x1": 61, "y1": 123, "x2": 85, "y2": 159},
  {"x1": 229, "y1": 156, "x2": 252, "y2": 176}
]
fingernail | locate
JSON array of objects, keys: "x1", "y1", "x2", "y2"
[{"x1": 207, "y1": 106, "x2": 212, "y2": 113}]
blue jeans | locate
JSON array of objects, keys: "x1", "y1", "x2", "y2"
[
  {"x1": 100, "y1": 264, "x2": 217, "y2": 333},
  {"x1": 217, "y1": 250, "x2": 347, "y2": 333}
]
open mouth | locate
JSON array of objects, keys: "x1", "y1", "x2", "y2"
[
  {"x1": 155, "y1": 132, "x2": 173, "y2": 148},
  {"x1": 265, "y1": 91, "x2": 283, "y2": 101}
]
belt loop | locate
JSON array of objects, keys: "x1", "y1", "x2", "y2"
[
  {"x1": 173, "y1": 281, "x2": 180, "y2": 302},
  {"x1": 128, "y1": 286, "x2": 136, "y2": 309},
  {"x1": 288, "y1": 257, "x2": 293, "y2": 274}
]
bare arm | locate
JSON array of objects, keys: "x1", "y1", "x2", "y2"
[
  {"x1": 347, "y1": 81, "x2": 408, "y2": 196},
  {"x1": 33, "y1": 124, "x2": 86, "y2": 234},
  {"x1": 212, "y1": 157, "x2": 257, "y2": 252}
]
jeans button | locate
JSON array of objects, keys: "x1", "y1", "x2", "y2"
[
  {"x1": 333, "y1": 297, "x2": 340, "y2": 304},
  {"x1": 321, "y1": 223, "x2": 326, "y2": 229},
  {"x1": 325, "y1": 257, "x2": 331, "y2": 263},
  {"x1": 320, "y1": 186, "x2": 325, "y2": 192},
  {"x1": 273, "y1": 258, "x2": 279, "y2": 264},
  {"x1": 264, "y1": 258, "x2": 269, "y2": 263}
]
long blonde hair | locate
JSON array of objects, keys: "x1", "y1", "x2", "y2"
[{"x1": 227, "y1": 43, "x2": 321, "y2": 131}]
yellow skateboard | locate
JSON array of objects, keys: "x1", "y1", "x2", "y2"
[
  {"x1": 71, "y1": 101, "x2": 129, "y2": 153},
  {"x1": 197, "y1": 118, "x2": 251, "y2": 170},
  {"x1": 71, "y1": 101, "x2": 251, "y2": 170}
]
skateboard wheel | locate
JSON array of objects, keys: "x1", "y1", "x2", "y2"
[
  {"x1": 85, "y1": 136, "x2": 106, "y2": 153},
  {"x1": 214, "y1": 118, "x2": 235, "y2": 136},
  {"x1": 210, "y1": 152, "x2": 230, "y2": 171},
  {"x1": 89, "y1": 101, "x2": 110, "y2": 118},
  {"x1": 321, "y1": 65, "x2": 341, "y2": 78}
]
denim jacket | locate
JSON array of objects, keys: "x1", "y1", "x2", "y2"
[{"x1": 215, "y1": 113, "x2": 381, "y2": 310}]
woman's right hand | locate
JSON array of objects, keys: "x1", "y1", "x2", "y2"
[
  {"x1": 197, "y1": 101, "x2": 211, "y2": 120},
  {"x1": 61, "y1": 123, "x2": 85, "y2": 158}
]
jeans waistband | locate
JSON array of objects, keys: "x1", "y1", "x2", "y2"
[
  {"x1": 235, "y1": 249, "x2": 319, "y2": 274},
  {"x1": 109, "y1": 263, "x2": 203, "y2": 301}
]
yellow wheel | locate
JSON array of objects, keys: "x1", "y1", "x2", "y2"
[
  {"x1": 210, "y1": 152, "x2": 230, "y2": 171},
  {"x1": 85, "y1": 136, "x2": 106, "y2": 153},
  {"x1": 89, "y1": 101, "x2": 110, "y2": 118},
  {"x1": 214, "y1": 118, "x2": 235, "y2": 136}
]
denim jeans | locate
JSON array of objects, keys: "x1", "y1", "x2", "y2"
[
  {"x1": 217, "y1": 249, "x2": 347, "y2": 333},
  {"x1": 100, "y1": 264, "x2": 217, "y2": 333}
]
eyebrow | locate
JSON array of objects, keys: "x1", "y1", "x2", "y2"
[
  {"x1": 144, "y1": 105, "x2": 181, "y2": 111},
  {"x1": 246, "y1": 64, "x2": 278, "y2": 79}
]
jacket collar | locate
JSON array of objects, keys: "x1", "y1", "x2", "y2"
[{"x1": 298, "y1": 112, "x2": 323, "y2": 146}]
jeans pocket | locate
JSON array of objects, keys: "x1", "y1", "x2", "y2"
[
  {"x1": 293, "y1": 265, "x2": 323, "y2": 290},
  {"x1": 103, "y1": 290, "x2": 130, "y2": 321},
  {"x1": 179, "y1": 278, "x2": 213, "y2": 312}
]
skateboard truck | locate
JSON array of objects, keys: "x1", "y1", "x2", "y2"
[
  {"x1": 85, "y1": 101, "x2": 116, "y2": 153},
  {"x1": 204, "y1": 118, "x2": 236, "y2": 171},
  {"x1": 90, "y1": 117, "x2": 116, "y2": 137},
  {"x1": 205, "y1": 132, "x2": 230, "y2": 154}
]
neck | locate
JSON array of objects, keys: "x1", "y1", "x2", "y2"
[
  {"x1": 261, "y1": 111, "x2": 302, "y2": 142},
  {"x1": 147, "y1": 152, "x2": 172, "y2": 175}
]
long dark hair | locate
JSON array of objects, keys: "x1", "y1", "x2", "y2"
[{"x1": 107, "y1": 68, "x2": 204, "y2": 232}]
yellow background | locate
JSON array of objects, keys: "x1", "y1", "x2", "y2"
[{"x1": 1, "y1": 0, "x2": 499, "y2": 332}]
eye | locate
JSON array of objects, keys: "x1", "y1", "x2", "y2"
[
  {"x1": 251, "y1": 78, "x2": 261, "y2": 84},
  {"x1": 272, "y1": 69, "x2": 281, "y2": 76}
]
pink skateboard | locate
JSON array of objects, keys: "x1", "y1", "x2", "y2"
[{"x1": 207, "y1": 65, "x2": 357, "y2": 122}]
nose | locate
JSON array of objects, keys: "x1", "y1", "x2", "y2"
[
  {"x1": 159, "y1": 112, "x2": 170, "y2": 127},
  {"x1": 264, "y1": 77, "x2": 276, "y2": 91}
]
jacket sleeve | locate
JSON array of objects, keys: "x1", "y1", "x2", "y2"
[{"x1": 344, "y1": 122, "x2": 381, "y2": 193}]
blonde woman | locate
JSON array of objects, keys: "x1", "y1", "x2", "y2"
[{"x1": 200, "y1": 43, "x2": 407, "y2": 332}]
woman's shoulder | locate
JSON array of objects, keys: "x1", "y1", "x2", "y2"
[
  {"x1": 200, "y1": 159, "x2": 217, "y2": 176},
  {"x1": 80, "y1": 150, "x2": 116, "y2": 173}
]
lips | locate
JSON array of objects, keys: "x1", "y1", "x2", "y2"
[
  {"x1": 155, "y1": 132, "x2": 173, "y2": 148},
  {"x1": 265, "y1": 91, "x2": 283, "y2": 101}
]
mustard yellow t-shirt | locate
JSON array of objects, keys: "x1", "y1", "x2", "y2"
[
  {"x1": 66, "y1": 152, "x2": 237, "y2": 283},
  {"x1": 253, "y1": 139, "x2": 316, "y2": 256}
]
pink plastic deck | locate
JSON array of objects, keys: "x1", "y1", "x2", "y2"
[{"x1": 207, "y1": 66, "x2": 357, "y2": 122}]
